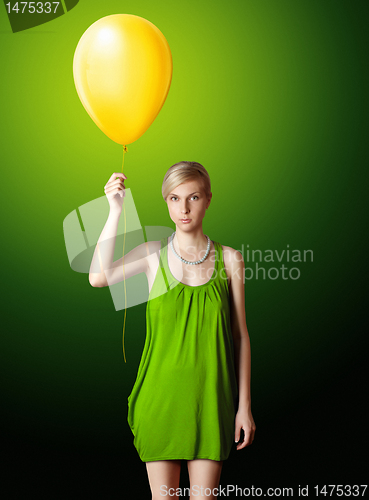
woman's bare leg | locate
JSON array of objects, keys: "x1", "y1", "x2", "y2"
[
  {"x1": 187, "y1": 459, "x2": 223, "y2": 500},
  {"x1": 146, "y1": 460, "x2": 182, "y2": 499}
]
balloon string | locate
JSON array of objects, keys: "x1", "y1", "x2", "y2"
[{"x1": 122, "y1": 144, "x2": 128, "y2": 363}]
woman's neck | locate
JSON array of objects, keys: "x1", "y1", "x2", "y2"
[{"x1": 172, "y1": 229, "x2": 209, "y2": 257}]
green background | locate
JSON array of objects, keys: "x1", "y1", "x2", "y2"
[{"x1": 1, "y1": 0, "x2": 367, "y2": 496}]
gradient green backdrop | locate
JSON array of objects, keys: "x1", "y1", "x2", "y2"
[{"x1": 1, "y1": 0, "x2": 367, "y2": 497}]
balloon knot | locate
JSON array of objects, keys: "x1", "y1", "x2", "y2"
[{"x1": 123, "y1": 145, "x2": 128, "y2": 153}]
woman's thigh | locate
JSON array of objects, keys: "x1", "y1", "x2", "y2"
[
  {"x1": 187, "y1": 459, "x2": 223, "y2": 500},
  {"x1": 145, "y1": 460, "x2": 182, "y2": 499}
]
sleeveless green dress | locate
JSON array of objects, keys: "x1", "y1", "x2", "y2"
[{"x1": 127, "y1": 237, "x2": 239, "y2": 462}]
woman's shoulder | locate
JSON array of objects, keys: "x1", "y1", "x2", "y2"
[
  {"x1": 145, "y1": 239, "x2": 163, "y2": 257},
  {"x1": 217, "y1": 243, "x2": 243, "y2": 264},
  {"x1": 216, "y1": 243, "x2": 244, "y2": 285}
]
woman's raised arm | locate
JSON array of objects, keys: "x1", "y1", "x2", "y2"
[
  {"x1": 89, "y1": 172, "x2": 155, "y2": 288},
  {"x1": 89, "y1": 172, "x2": 129, "y2": 287}
]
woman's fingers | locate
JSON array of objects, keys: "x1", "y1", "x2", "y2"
[
  {"x1": 107, "y1": 172, "x2": 127, "y2": 183},
  {"x1": 103, "y1": 173, "x2": 127, "y2": 209},
  {"x1": 105, "y1": 180, "x2": 126, "y2": 194},
  {"x1": 235, "y1": 425, "x2": 241, "y2": 443},
  {"x1": 236, "y1": 428, "x2": 250, "y2": 450},
  {"x1": 105, "y1": 181, "x2": 125, "y2": 193},
  {"x1": 235, "y1": 424, "x2": 256, "y2": 450},
  {"x1": 104, "y1": 173, "x2": 127, "y2": 190},
  {"x1": 105, "y1": 178, "x2": 126, "y2": 190},
  {"x1": 105, "y1": 188, "x2": 125, "y2": 200}
]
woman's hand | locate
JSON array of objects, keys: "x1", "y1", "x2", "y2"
[
  {"x1": 235, "y1": 407, "x2": 256, "y2": 450},
  {"x1": 104, "y1": 172, "x2": 127, "y2": 213}
]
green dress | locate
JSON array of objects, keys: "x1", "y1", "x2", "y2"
[{"x1": 127, "y1": 236, "x2": 239, "y2": 462}]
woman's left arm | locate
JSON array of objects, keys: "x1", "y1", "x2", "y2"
[{"x1": 228, "y1": 248, "x2": 256, "y2": 450}]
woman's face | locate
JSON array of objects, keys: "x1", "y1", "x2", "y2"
[{"x1": 166, "y1": 179, "x2": 212, "y2": 231}]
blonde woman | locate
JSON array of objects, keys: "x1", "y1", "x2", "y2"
[{"x1": 89, "y1": 161, "x2": 256, "y2": 499}]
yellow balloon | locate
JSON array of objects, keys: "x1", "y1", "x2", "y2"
[{"x1": 73, "y1": 14, "x2": 173, "y2": 145}]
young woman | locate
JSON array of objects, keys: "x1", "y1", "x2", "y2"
[{"x1": 89, "y1": 161, "x2": 256, "y2": 499}]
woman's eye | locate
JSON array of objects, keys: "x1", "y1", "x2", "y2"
[{"x1": 170, "y1": 195, "x2": 198, "y2": 201}]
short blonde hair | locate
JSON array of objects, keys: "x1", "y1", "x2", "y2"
[{"x1": 162, "y1": 161, "x2": 211, "y2": 201}]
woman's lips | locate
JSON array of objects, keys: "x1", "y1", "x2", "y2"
[{"x1": 180, "y1": 219, "x2": 191, "y2": 223}]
